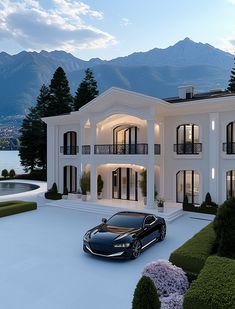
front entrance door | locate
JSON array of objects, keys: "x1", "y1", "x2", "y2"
[{"x1": 112, "y1": 168, "x2": 138, "y2": 201}]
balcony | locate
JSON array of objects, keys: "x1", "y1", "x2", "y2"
[
  {"x1": 154, "y1": 144, "x2": 161, "y2": 155},
  {"x1": 82, "y1": 145, "x2": 91, "y2": 154},
  {"x1": 60, "y1": 146, "x2": 79, "y2": 155},
  {"x1": 94, "y1": 143, "x2": 148, "y2": 155},
  {"x1": 173, "y1": 143, "x2": 202, "y2": 154},
  {"x1": 223, "y1": 142, "x2": 235, "y2": 154}
]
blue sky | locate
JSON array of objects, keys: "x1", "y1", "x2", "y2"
[{"x1": 0, "y1": 0, "x2": 235, "y2": 60}]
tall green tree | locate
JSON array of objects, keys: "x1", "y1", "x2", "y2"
[
  {"x1": 47, "y1": 67, "x2": 72, "y2": 116},
  {"x1": 73, "y1": 68, "x2": 99, "y2": 110},
  {"x1": 19, "y1": 85, "x2": 50, "y2": 172},
  {"x1": 228, "y1": 58, "x2": 235, "y2": 92},
  {"x1": 19, "y1": 107, "x2": 43, "y2": 172}
]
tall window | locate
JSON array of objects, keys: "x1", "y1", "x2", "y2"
[
  {"x1": 175, "y1": 124, "x2": 200, "y2": 154},
  {"x1": 63, "y1": 131, "x2": 77, "y2": 155},
  {"x1": 226, "y1": 170, "x2": 235, "y2": 198},
  {"x1": 64, "y1": 165, "x2": 77, "y2": 192},
  {"x1": 226, "y1": 122, "x2": 235, "y2": 154},
  {"x1": 176, "y1": 170, "x2": 199, "y2": 204},
  {"x1": 113, "y1": 125, "x2": 137, "y2": 154}
]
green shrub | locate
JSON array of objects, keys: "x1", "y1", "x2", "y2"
[
  {"x1": 97, "y1": 174, "x2": 104, "y2": 194},
  {"x1": 213, "y1": 198, "x2": 235, "y2": 258},
  {"x1": 16, "y1": 169, "x2": 47, "y2": 181},
  {"x1": 63, "y1": 187, "x2": 68, "y2": 195},
  {"x1": 1, "y1": 169, "x2": 8, "y2": 179},
  {"x1": 169, "y1": 223, "x2": 216, "y2": 278},
  {"x1": 132, "y1": 276, "x2": 160, "y2": 309},
  {"x1": 45, "y1": 182, "x2": 62, "y2": 200},
  {"x1": 205, "y1": 192, "x2": 212, "y2": 205},
  {"x1": 0, "y1": 201, "x2": 37, "y2": 217},
  {"x1": 79, "y1": 172, "x2": 90, "y2": 195},
  {"x1": 183, "y1": 203, "x2": 217, "y2": 215},
  {"x1": 139, "y1": 170, "x2": 147, "y2": 197},
  {"x1": 183, "y1": 256, "x2": 235, "y2": 309},
  {"x1": 9, "y1": 169, "x2": 16, "y2": 178}
]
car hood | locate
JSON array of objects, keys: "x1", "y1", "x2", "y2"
[{"x1": 90, "y1": 225, "x2": 140, "y2": 243}]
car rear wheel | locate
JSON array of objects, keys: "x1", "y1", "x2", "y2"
[
  {"x1": 131, "y1": 240, "x2": 142, "y2": 259},
  {"x1": 159, "y1": 224, "x2": 166, "y2": 241}
]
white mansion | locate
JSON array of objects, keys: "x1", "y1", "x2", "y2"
[{"x1": 43, "y1": 86, "x2": 235, "y2": 208}]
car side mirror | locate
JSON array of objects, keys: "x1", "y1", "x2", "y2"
[
  {"x1": 102, "y1": 218, "x2": 107, "y2": 223},
  {"x1": 144, "y1": 223, "x2": 151, "y2": 229}
]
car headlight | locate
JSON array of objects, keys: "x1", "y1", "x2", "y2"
[
  {"x1": 114, "y1": 243, "x2": 130, "y2": 248},
  {"x1": 83, "y1": 232, "x2": 91, "y2": 242}
]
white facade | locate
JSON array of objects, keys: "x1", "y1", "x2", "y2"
[{"x1": 43, "y1": 87, "x2": 235, "y2": 208}]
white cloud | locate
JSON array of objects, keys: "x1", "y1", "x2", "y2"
[
  {"x1": 0, "y1": 0, "x2": 117, "y2": 52},
  {"x1": 228, "y1": 0, "x2": 235, "y2": 3},
  {"x1": 120, "y1": 18, "x2": 131, "y2": 27},
  {"x1": 221, "y1": 37, "x2": 235, "y2": 54}
]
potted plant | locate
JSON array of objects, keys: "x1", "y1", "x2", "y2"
[
  {"x1": 77, "y1": 189, "x2": 82, "y2": 199},
  {"x1": 157, "y1": 196, "x2": 165, "y2": 212},
  {"x1": 80, "y1": 172, "x2": 90, "y2": 201},
  {"x1": 139, "y1": 169, "x2": 147, "y2": 205},
  {"x1": 97, "y1": 174, "x2": 104, "y2": 199}
]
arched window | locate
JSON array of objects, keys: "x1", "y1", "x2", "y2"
[
  {"x1": 175, "y1": 124, "x2": 201, "y2": 154},
  {"x1": 226, "y1": 122, "x2": 235, "y2": 154},
  {"x1": 226, "y1": 170, "x2": 235, "y2": 198},
  {"x1": 64, "y1": 165, "x2": 77, "y2": 193},
  {"x1": 113, "y1": 125, "x2": 138, "y2": 154},
  {"x1": 176, "y1": 170, "x2": 199, "y2": 204},
  {"x1": 63, "y1": 131, "x2": 77, "y2": 155}
]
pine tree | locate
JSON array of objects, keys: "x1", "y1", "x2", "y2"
[
  {"x1": 73, "y1": 68, "x2": 99, "y2": 110},
  {"x1": 47, "y1": 67, "x2": 73, "y2": 116},
  {"x1": 228, "y1": 59, "x2": 235, "y2": 92},
  {"x1": 19, "y1": 107, "x2": 43, "y2": 172}
]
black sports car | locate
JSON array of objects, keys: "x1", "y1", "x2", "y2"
[{"x1": 83, "y1": 211, "x2": 166, "y2": 259}]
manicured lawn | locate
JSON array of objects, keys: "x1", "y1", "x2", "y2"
[{"x1": 0, "y1": 204, "x2": 213, "y2": 309}]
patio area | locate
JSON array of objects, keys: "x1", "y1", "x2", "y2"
[{"x1": 47, "y1": 197, "x2": 183, "y2": 221}]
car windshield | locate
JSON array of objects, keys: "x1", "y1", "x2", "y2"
[{"x1": 106, "y1": 213, "x2": 145, "y2": 228}]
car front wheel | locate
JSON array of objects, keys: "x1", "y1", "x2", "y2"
[{"x1": 131, "y1": 240, "x2": 142, "y2": 259}]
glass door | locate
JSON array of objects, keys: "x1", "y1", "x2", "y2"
[{"x1": 112, "y1": 168, "x2": 138, "y2": 201}]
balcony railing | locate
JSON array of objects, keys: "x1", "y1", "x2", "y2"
[
  {"x1": 173, "y1": 143, "x2": 202, "y2": 154},
  {"x1": 82, "y1": 145, "x2": 91, "y2": 154},
  {"x1": 94, "y1": 143, "x2": 148, "y2": 155},
  {"x1": 223, "y1": 142, "x2": 235, "y2": 154},
  {"x1": 154, "y1": 144, "x2": 161, "y2": 155},
  {"x1": 60, "y1": 146, "x2": 79, "y2": 155}
]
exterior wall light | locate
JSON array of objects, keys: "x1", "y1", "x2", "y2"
[
  {"x1": 211, "y1": 120, "x2": 215, "y2": 131},
  {"x1": 211, "y1": 168, "x2": 215, "y2": 179}
]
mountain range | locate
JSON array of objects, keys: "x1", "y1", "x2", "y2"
[{"x1": 0, "y1": 37, "x2": 233, "y2": 116}]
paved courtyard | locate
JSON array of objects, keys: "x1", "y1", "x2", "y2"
[{"x1": 0, "y1": 197, "x2": 214, "y2": 309}]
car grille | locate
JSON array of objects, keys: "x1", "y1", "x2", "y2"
[{"x1": 90, "y1": 243, "x2": 113, "y2": 255}]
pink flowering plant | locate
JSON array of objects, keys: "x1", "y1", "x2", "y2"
[{"x1": 142, "y1": 260, "x2": 189, "y2": 297}]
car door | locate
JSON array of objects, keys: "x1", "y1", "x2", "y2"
[{"x1": 141, "y1": 215, "x2": 159, "y2": 246}]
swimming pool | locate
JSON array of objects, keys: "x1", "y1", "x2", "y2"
[{"x1": 0, "y1": 182, "x2": 40, "y2": 196}]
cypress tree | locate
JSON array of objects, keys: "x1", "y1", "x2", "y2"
[
  {"x1": 73, "y1": 68, "x2": 99, "y2": 110},
  {"x1": 228, "y1": 59, "x2": 235, "y2": 92},
  {"x1": 47, "y1": 67, "x2": 72, "y2": 116}
]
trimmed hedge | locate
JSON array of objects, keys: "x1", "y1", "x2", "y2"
[
  {"x1": 183, "y1": 203, "x2": 217, "y2": 215},
  {"x1": 169, "y1": 223, "x2": 216, "y2": 279},
  {"x1": 183, "y1": 256, "x2": 235, "y2": 309},
  {"x1": 0, "y1": 200, "x2": 37, "y2": 217}
]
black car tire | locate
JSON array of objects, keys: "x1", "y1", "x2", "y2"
[
  {"x1": 159, "y1": 224, "x2": 166, "y2": 241},
  {"x1": 131, "y1": 240, "x2": 142, "y2": 259}
]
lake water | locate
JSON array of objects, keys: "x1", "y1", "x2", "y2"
[{"x1": 0, "y1": 151, "x2": 24, "y2": 174}]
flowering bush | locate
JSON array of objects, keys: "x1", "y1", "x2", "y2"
[
  {"x1": 142, "y1": 260, "x2": 189, "y2": 297},
  {"x1": 160, "y1": 293, "x2": 184, "y2": 309}
]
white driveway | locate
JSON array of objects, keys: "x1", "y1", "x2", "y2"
[{"x1": 0, "y1": 203, "x2": 214, "y2": 309}]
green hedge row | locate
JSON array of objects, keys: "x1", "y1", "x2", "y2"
[
  {"x1": 169, "y1": 222, "x2": 216, "y2": 279},
  {"x1": 183, "y1": 203, "x2": 217, "y2": 215},
  {"x1": 183, "y1": 255, "x2": 235, "y2": 309},
  {"x1": 0, "y1": 200, "x2": 37, "y2": 217}
]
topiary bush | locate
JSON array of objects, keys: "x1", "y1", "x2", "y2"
[
  {"x1": 132, "y1": 276, "x2": 160, "y2": 309},
  {"x1": 1, "y1": 169, "x2": 8, "y2": 179},
  {"x1": 213, "y1": 197, "x2": 235, "y2": 258},
  {"x1": 9, "y1": 169, "x2": 16, "y2": 178},
  {"x1": 183, "y1": 256, "x2": 235, "y2": 309},
  {"x1": 45, "y1": 182, "x2": 62, "y2": 200},
  {"x1": 205, "y1": 192, "x2": 212, "y2": 205}
]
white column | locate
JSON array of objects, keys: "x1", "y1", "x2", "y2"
[
  {"x1": 90, "y1": 120, "x2": 97, "y2": 201},
  {"x1": 146, "y1": 119, "x2": 155, "y2": 208},
  {"x1": 209, "y1": 113, "x2": 219, "y2": 202}
]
